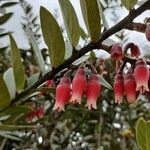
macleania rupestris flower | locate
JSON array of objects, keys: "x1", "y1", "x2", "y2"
[
  {"x1": 134, "y1": 59, "x2": 149, "y2": 93},
  {"x1": 85, "y1": 74, "x2": 101, "y2": 110},
  {"x1": 53, "y1": 76, "x2": 71, "y2": 111},
  {"x1": 113, "y1": 73, "x2": 124, "y2": 104},
  {"x1": 70, "y1": 68, "x2": 87, "y2": 104},
  {"x1": 111, "y1": 43, "x2": 123, "y2": 60},
  {"x1": 124, "y1": 72, "x2": 137, "y2": 103}
]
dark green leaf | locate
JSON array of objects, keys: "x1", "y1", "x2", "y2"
[
  {"x1": 0, "y1": 74, "x2": 11, "y2": 111},
  {"x1": 0, "y1": 2, "x2": 18, "y2": 9},
  {"x1": 0, "y1": 46, "x2": 8, "y2": 53},
  {"x1": 9, "y1": 34, "x2": 25, "y2": 92},
  {"x1": 0, "y1": 13, "x2": 13, "y2": 25},
  {"x1": 121, "y1": 0, "x2": 138, "y2": 10},
  {"x1": 80, "y1": 0, "x2": 101, "y2": 41},
  {"x1": 3, "y1": 68, "x2": 16, "y2": 99},
  {"x1": 59, "y1": 0, "x2": 80, "y2": 46},
  {"x1": 40, "y1": 6, "x2": 65, "y2": 68},
  {"x1": 80, "y1": 27, "x2": 87, "y2": 40}
]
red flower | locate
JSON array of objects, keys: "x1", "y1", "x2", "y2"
[
  {"x1": 36, "y1": 106, "x2": 45, "y2": 118},
  {"x1": 70, "y1": 68, "x2": 87, "y2": 104},
  {"x1": 45, "y1": 80, "x2": 54, "y2": 87},
  {"x1": 113, "y1": 73, "x2": 124, "y2": 104},
  {"x1": 53, "y1": 77, "x2": 71, "y2": 111},
  {"x1": 134, "y1": 59, "x2": 149, "y2": 93},
  {"x1": 131, "y1": 45, "x2": 141, "y2": 58},
  {"x1": 124, "y1": 72, "x2": 137, "y2": 103},
  {"x1": 111, "y1": 43, "x2": 123, "y2": 60},
  {"x1": 145, "y1": 24, "x2": 150, "y2": 41},
  {"x1": 85, "y1": 74, "x2": 101, "y2": 110}
]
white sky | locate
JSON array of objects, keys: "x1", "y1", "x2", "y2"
[{"x1": 1, "y1": 0, "x2": 150, "y2": 56}]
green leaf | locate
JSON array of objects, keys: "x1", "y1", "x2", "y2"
[
  {"x1": 80, "y1": 0, "x2": 101, "y2": 41},
  {"x1": 9, "y1": 34, "x2": 25, "y2": 92},
  {"x1": 136, "y1": 117, "x2": 150, "y2": 150},
  {"x1": 26, "y1": 26, "x2": 46, "y2": 75},
  {"x1": 65, "y1": 40, "x2": 72, "y2": 59},
  {"x1": 0, "y1": 2, "x2": 18, "y2": 9},
  {"x1": 121, "y1": 0, "x2": 138, "y2": 10},
  {"x1": 99, "y1": 75, "x2": 112, "y2": 90},
  {"x1": 40, "y1": 6, "x2": 65, "y2": 68},
  {"x1": 0, "y1": 105, "x2": 33, "y2": 123},
  {"x1": 0, "y1": 13, "x2": 13, "y2": 25},
  {"x1": 3, "y1": 68, "x2": 16, "y2": 99},
  {"x1": 27, "y1": 73, "x2": 40, "y2": 87},
  {"x1": 0, "y1": 46, "x2": 8, "y2": 53},
  {"x1": 80, "y1": 27, "x2": 87, "y2": 40},
  {"x1": 35, "y1": 87, "x2": 56, "y2": 94},
  {"x1": 0, "y1": 124, "x2": 38, "y2": 131},
  {"x1": 59, "y1": 0, "x2": 80, "y2": 46},
  {"x1": 0, "y1": 74, "x2": 11, "y2": 111}
]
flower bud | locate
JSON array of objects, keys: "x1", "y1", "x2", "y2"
[
  {"x1": 113, "y1": 73, "x2": 124, "y2": 104},
  {"x1": 85, "y1": 74, "x2": 101, "y2": 110},
  {"x1": 53, "y1": 77, "x2": 71, "y2": 111},
  {"x1": 124, "y1": 72, "x2": 137, "y2": 103},
  {"x1": 111, "y1": 43, "x2": 123, "y2": 60},
  {"x1": 131, "y1": 45, "x2": 141, "y2": 58},
  {"x1": 145, "y1": 24, "x2": 150, "y2": 41},
  {"x1": 134, "y1": 59, "x2": 149, "y2": 93},
  {"x1": 70, "y1": 68, "x2": 87, "y2": 104}
]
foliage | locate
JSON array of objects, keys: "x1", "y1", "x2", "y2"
[{"x1": 0, "y1": 0, "x2": 149, "y2": 149}]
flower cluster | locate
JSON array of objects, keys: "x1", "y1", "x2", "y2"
[
  {"x1": 114, "y1": 59, "x2": 150, "y2": 104},
  {"x1": 54, "y1": 68, "x2": 101, "y2": 111}
]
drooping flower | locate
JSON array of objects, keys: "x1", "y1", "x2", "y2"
[
  {"x1": 45, "y1": 80, "x2": 54, "y2": 87},
  {"x1": 131, "y1": 45, "x2": 141, "y2": 58},
  {"x1": 145, "y1": 24, "x2": 150, "y2": 41},
  {"x1": 113, "y1": 73, "x2": 124, "y2": 104},
  {"x1": 111, "y1": 43, "x2": 123, "y2": 60},
  {"x1": 134, "y1": 59, "x2": 149, "y2": 93},
  {"x1": 85, "y1": 74, "x2": 101, "y2": 110},
  {"x1": 70, "y1": 68, "x2": 87, "y2": 104},
  {"x1": 53, "y1": 76, "x2": 71, "y2": 111},
  {"x1": 124, "y1": 72, "x2": 137, "y2": 103}
]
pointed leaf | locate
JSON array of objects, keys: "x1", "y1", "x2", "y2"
[
  {"x1": 0, "y1": 74, "x2": 11, "y2": 111},
  {"x1": 0, "y1": 13, "x2": 13, "y2": 25},
  {"x1": 3, "y1": 68, "x2": 16, "y2": 99},
  {"x1": 9, "y1": 34, "x2": 25, "y2": 92},
  {"x1": 80, "y1": 0, "x2": 101, "y2": 41},
  {"x1": 40, "y1": 6, "x2": 65, "y2": 68},
  {"x1": 99, "y1": 75, "x2": 112, "y2": 90},
  {"x1": 80, "y1": 27, "x2": 87, "y2": 40},
  {"x1": 0, "y1": 2, "x2": 18, "y2": 9},
  {"x1": 121, "y1": 0, "x2": 138, "y2": 10},
  {"x1": 26, "y1": 26, "x2": 46, "y2": 75},
  {"x1": 136, "y1": 117, "x2": 150, "y2": 150},
  {"x1": 59, "y1": 0, "x2": 80, "y2": 46}
]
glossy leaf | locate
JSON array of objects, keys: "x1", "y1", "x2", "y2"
[
  {"x1": 40, "y1": 6, "x2": 65, "y2": 68},
  {"x1": 80, "y1": 0, "x2": 101, "y2": 41},
  {"x1": 121, "y1": 0, "x2": 138, "y2": 10},
  {"x1": 136, "y1": 117, "x2": 150, "y2": 150},
  {"x1": 0, "y1": 74, "x2": 11, "y2": 111},
  {"x1": 59, "y1": 0, "x2": 80, "y2": 46},
  {"x1": 26, "y1": 26, "x2": 46, "y2": 75},
  {"x1": 99, "y1": 75, "x2": 112, "y2": 90},
  {"x1": 3, "y1": 68, "x2": 16, "y2": 99},
  {"x1": 0, "y1": 13, "x2": 13, "y2": 25},
  {"x1": 9, "y1": 34, "x2": 25, "y2": 92}
]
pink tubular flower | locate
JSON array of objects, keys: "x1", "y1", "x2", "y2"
[
  {"x1": 113, "y1": 73, "x2": 124, "y2": 104},
  {"x1": 70, "y1": 68, "x2": 87, "y2": 104},
  {"x1": 124, "y1": 72, "x2": 137, "y2": 103},
  {"x1": 131, "y1": 45, "x2": 141, "y2": 58},
  {"x1": 46, "y1": 80, "x2": 54, "y2": 87},
  {"x1": 53, "y1": 76, "x2": 71, "y2": 111},
  {"x1": 134, "y1": 59, "x2": 149, "y2": 93},
  {"x1": 111, "y1": 43, "x2": 123, "y2": 60},
  {"x1": 85, "y1": 74, "x2": 101, "y2": 110}
]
